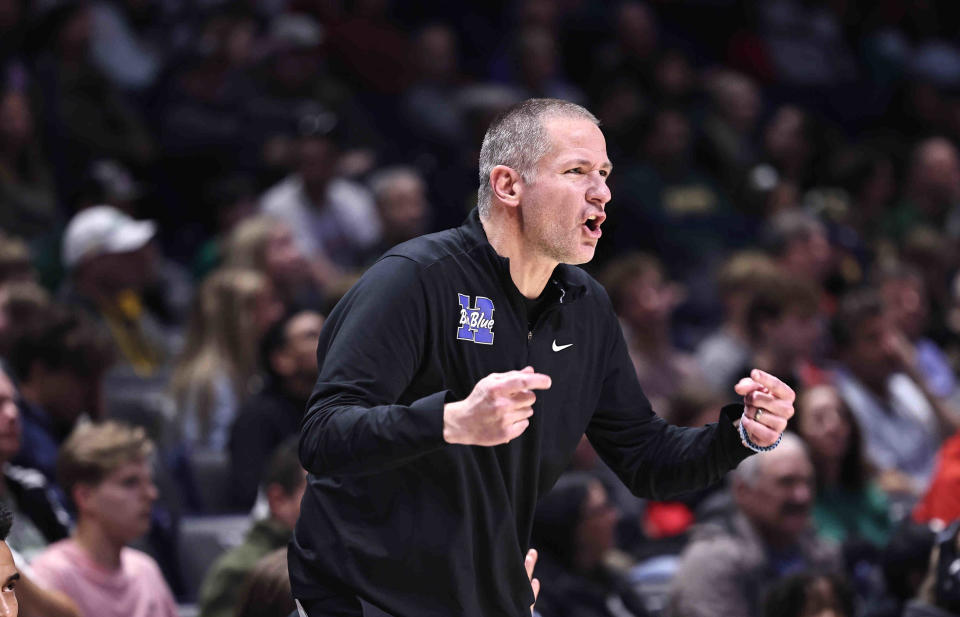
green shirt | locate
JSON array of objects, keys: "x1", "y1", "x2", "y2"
[
  {"x1": 197, "y1": 518, "x2": 291, "y2": 617},
  {"x1": 813, "y1": 482, "x2": 892, "y2": 547}
]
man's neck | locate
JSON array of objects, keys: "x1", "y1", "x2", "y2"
[
  {"x1": 481, "y1": 211, "x2": 556, "y2": 299},
  {"x1": 74, "y1": 519, "x2": 124, "y2": 570}
]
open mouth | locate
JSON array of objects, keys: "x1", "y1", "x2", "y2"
[{"x1": 583, "y1": 213, "x2": 605, "y2": 236}]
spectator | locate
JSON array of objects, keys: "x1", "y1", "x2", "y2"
[
  {"x1": 762, "y1": 571, "x2": 855, "y2": 617},
  {"x1": 761, "y1": 210, "x2": 834, "y2": 294},
  {"x1": 739, "y1": 274, "x2": 825, "y2": 392},
  {"x1": 792, "y1": 384, "x2": 892, "y2": 547},
  {"x1": 32, "y1": 3, "x2": 155, "y2": 199},
  {"x1": 400, "y1": 24, "x2": 468, "y2": 155},
  {"x1": 88, "y1": 0, "x2": 165, "y2": 93},
  {"x1": 31, "y1": 421, "x2": 177, "y2": 617},
  {"x1": 170, "y1": 268, "x2": 283, "y2": 452},
  {"x1": 260, "y1": 124, "x2": 382, "y2": 272},
  {"x1": 8, "y1": 308, "x2": 113, "y2": 484},
  {"x1": 903, "y1": 520, "x2": 960, "y2": 617},
  {"x1": 600, "y1": 252, "x2": 705, "y2": 415},
  {"x1": 862, "y1": 522, "x2": 937, "y2": 617},
  {"x1": 507, "y1": 26, "x2": 584, "y2": 104},
  {"x1": 233, "y1": 547, "x2": 295, "y2": 617},
  {"x1": 830, "y1": 289, "x2": 957, "y2": 494},
  {"x1": 744, "y1": 106, "x2": 821, "y2": 216},
  {"x1": 877, "y1": 262, "x2": 958, "y2": 402},
  {"x1": 0, "y1": 88, "x2": 58, "y2": 240},
  {"x1": 699, "y1": 70, "x2": 762, "y2": 192},
  {"x1": 199, "y1": 438, "x2": 305, "y2": 617},
  {"x1": 366, "y1": 166, "x2": 431, "y2": 262},
  {"x1": 229, "y1": 309, "x2": 323, "y2": 509},
  {"x1": 695, "y1": 251, "x2": 781, "y2": 392},
  {"x1": 0, "y1": 233, "x2": 32, "y2": 287},
  {"x1": 609, "y1": 108, "x2": 739, "y2": 290},
  {"x1": 0, "y1": 281, "x2": 49, "y2": 358},
  {"x1": 0, "y1": 365, "x2": 70, "y2": 562},
  {"x1": 669, "y1": 433, "x2": 841, "y2": 617},
  {"x1": 531, "y1": 472, "x2": 646, "y2": 617},
  {"x1": 223, "y1": 216, "x2": 322, "y2": 312},
  {"x1": 59, "y1": 206, "x2": 171, "y2": 378},
  {"x1": 886, "y1": 137, "x2": 960, "y2": 242}
]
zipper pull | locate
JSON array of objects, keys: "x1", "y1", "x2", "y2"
[{"x1": 527, "y1": 331, "x2": 533, "y2": 342}]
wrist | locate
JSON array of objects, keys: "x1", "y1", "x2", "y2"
[
  {"x1": 442, "y1": 401, "x2": 463, "y2": 444},
  {"x1": 738, "y1": 414, "x2": 782, "y2": 453}
]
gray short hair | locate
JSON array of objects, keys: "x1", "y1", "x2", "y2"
[
  {"x1": 476, "y1": 98, "x2": 599, "y2": 218},
  {"x1": 733, "y1": 431, "x2": 808, "y2": 487}
]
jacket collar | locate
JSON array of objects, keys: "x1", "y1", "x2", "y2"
[{"x1": 460, "y1": 208, "x2": 587, "y2": 304}]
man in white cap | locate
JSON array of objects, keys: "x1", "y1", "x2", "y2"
[{"x1": 59, "y1": 205, "x2": 170, "y2": 377}]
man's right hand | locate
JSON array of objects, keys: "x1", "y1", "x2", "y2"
[{"x1": 443, "y1": 367, "x2": 551, "y2": 446}]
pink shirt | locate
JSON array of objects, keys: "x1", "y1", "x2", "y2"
[{"x1": 31, "y1": 539, "x2": 178, "y2": 617}]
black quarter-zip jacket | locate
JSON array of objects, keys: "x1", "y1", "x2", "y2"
[{"x1": 289, "y1": 209, "x2": 753, "y2": 616}]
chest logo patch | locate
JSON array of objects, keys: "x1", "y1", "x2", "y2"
[{"x1": 456, "y1": 293, "x2": 495, "y2": 344}]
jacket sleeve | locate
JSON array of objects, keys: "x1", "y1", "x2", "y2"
[
  {"x1": 298, "y1": 256, "x2": 448, "y2": 477},
  {"x1": 585, "y1": 304, "x2": 752, "y2": 500}
]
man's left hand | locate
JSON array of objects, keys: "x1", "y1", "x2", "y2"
[{"x1": 734, "y1": 369, "x2": 795, "y2": 447}]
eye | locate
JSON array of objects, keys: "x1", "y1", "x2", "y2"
[
  {"x1": 565, "y1": 168, "x2": 584, "y2": 174},
  {"x1": 599, "y1": 169, "x2": 609, "y2": 177},
  {"x1": 5, "y1": 582, "x2": 14, "y2": 592}
]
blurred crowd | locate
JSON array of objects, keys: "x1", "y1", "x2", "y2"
[{"x1": 3, "y1": 0, "x2": 960, "y2": 616}]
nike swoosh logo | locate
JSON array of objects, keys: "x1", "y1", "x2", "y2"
[{"x1": 552, "y1": 340, "x2": 573, "y2": 352}]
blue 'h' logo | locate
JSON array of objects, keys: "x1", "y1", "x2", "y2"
[{"x1": 457, "y1": 294, "x2": 495, "y2": 344}]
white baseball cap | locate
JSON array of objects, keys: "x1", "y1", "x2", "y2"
[{"x1": 62, "y1": 205, "x2": 157, "y2": 269}]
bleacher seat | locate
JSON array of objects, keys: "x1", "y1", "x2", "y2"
[{"x1": 177, "y1": 514, "x2": 251, "y2": 603}]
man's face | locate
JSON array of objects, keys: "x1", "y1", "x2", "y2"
[
  {"x1": 737, "y1": 446, "x2": 815, "y2": 542},
  {"x1": 0, "y1": 374, "x2": 20, "y2": 463},
  {"x1": 33, "y1": 367, "x2": 104, "y2": 427},
  {"x1": 881, "y1": 277, "x2": 927, "y2": 339},
  {"x1": 279, "y1": 311, "x2": 324, "y2": 381},
  {"x1": 520, "y1": 116, "x2": 612, "y2": 265},
  {"x1": 0, "y1": 542, "x2": 18, "y2": 617},
  {"x1": 767, "y1": 309, "x2": 821, "y2": 360},
  {"x1": 378, "y1": 176, "x2": 429, "y2": 242},
  {"x1": 79, "y1": 458, "x2": 157, "y2": 545},
  {"x1": 845, "y1": 315, "x2": 898, "y2": 386}
]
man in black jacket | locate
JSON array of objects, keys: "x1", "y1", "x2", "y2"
[{"x1": 289, "y1": 98, "x2": 795, "y2": 617}]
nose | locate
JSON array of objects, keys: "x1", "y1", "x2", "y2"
[
  {"x1": 587, "y1": 172, "x2": 611, "y2": 207},
  {"x1": 792, "y1": 480, "x2": 812, "y2": 505}
]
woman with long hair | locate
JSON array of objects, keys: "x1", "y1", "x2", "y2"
[
  {"x1": 170, "y1": 268, "x2": 282, "y2": 451},
  {"x1": 792, "y1": 384, "x2": 892, "y2": 547}
]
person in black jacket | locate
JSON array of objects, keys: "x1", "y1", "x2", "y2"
[{"x1": 289, "y1": 98, "x2": 796, "y2": 617}]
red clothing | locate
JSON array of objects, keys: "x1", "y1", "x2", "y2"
[{"x1": 913, "y1": 433, "x2": 960, "y2": 524}]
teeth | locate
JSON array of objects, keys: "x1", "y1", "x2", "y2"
[{"x1": 587, "y1": 215, "x2": 597, "y2": 220}]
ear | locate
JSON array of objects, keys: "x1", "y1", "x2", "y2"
[
  {"x1": 73, "y1": 483, "x2": 94, "y2": 513},
  {"x1": 490, "y1": 165, "x2": 523, "y2": 208}
]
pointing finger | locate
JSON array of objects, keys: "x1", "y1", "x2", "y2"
[
  {"x1": 750, "y1": 369, "x2": 795, "y2": 402},
  {"x1": 734, "y1": 377, "x2": 766, "y2": 397},
  {"x1": 498, "y1": 372, "x2": 552, "y2": 393}
]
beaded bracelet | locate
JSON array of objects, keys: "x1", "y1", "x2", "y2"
[{"x1": 738, "y1": 414, "x2": 782, "y2": 453}]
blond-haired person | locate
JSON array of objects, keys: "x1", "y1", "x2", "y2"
[
  {"x1": 171, "y1": 268, "x2": 283, "y2": 451},
  {"x1": 30, "y1": 422, "x2": 177, "y2": 617}
]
